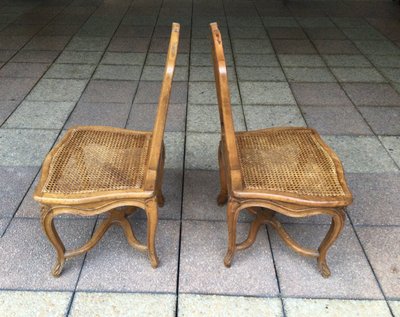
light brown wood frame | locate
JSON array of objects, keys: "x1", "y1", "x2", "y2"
[
  {"x1": 210, "y1": 22, "x2": 353, "y2": 278},
  {"x1": 34, "y1": 23, "x2": 180, "y2": 277}
]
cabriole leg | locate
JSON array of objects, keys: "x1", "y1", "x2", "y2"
[
  {"x1": 145, "y1": 199, "x2": 159, "y2": 268},
  {"x1": 40, "y1": 206, "x2": 66, "y2": 277},
  {"x1": 224, "y1": 200, "x2": 240, "y2": 267},
  {"x1": 317, "y1": 209, "x2": 346, "y2": 278}
]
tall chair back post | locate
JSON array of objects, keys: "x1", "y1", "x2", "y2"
[
  {"x1": 144, "y1": 23, "x2": 180, "y2": 191},
  {"x1": 210, "y1": 22, "x2": 242, "y2": 191}
]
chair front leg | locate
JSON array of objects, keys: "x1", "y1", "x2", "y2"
[
  {"x1": 40, "y1": 206, "x2": 66, "y2": 277},
  {"x1": 224, "y1": 199, "x2": 240, "y2": 267},
  {"x1": 145, "y1": 198, "x2": 159, "y2": 268},
  {"x1": 318, "y1": 208, "x2": 346, "y2": 278},
  {"x1": 217, "y1": 141, "x2": 228, "y2": 206}
]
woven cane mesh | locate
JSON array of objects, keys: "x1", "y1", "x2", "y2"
[
  {"x1": 43, "y1": 128, "x2": 151, "y2": 195},
  {"x1": 236, "y1": 129, "x2": 345, "y2": 197}
]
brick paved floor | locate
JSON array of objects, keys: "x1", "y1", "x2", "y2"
[{"x1": 0, "y1": 0, "x2": 399, "y2": 315}]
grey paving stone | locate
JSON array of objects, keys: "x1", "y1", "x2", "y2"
[
  {"x1": 290, "y1": 83, "x2": 354, "y2": 107},
  {"x1": 56, "y1": 51, "x2": 103, "y2": 65},
  {"x1": 93, "y1": 65, "x2": 142, "y2": 81},
  {"x1": 189, "y1": 81, "x2": 240, "y2": 105},
  {"x1": 244, "y1": 105, "x2": 306, "y2": 130},
  {"x1": 190, "y1": 53, "x2": 232, "y2": 67},
  {"x1": 305, "y1": 27, "x2": 346, "y2": 40},
  {"x1": 44, "y1": 64, "x2": 96, "y2": 79},
  {"x1": 331, "y1": 67, "x2": 386, "y2": 83},
  {"x1": 229, "y1": 27, "x2": 268, "y2": 39},
  {"x1": 142, "y1": 65, "x2": 188, "y2": 81},
  {"x1": 356, "y1": 226, "x2": 400, "y2": 299},
  {"x1": 81, "y1": 80, "x2": 137, "y2": 104},
  {"x1": 368, "y1": 55, "x2": 400, "y2": 68},
  {"x1": 379, "y1": 68, "x2": 400, "y2": 83},
  {"x1": 0, "y1": 101, "x2": 18, "y2": 125},
  {"x1": 164, "y1": 132, "x2": 184, "y2": 169},
  {"x1": 313, "y1": 40, "x2": 360, "y2": 55},
  {"x1": 267, "y1": 27, "x2": 307, "y2": 40},
  {"x1": 0, "y1": 35, "x2": 34, "y2": 50},
  {"x1": 146, "y1": 53, "x2": 189, "y2": 66},
  {"x1": 127, "y1": 103, "x2": 186, "y2": 132},
  {"x1": 342, "y1": 27, "x2": 386, "y2": 40},
  {"x1": 272, "y1": 39, "x2": 317, "y2": 54},
  {"x1": 70, "y1": 293, "x2": 176, "y2": 317},
  {"x1": 354, "y1": 41, "x2": 400, "y2": 55},
  {"x1": 323, "y1": 55, "x2": 372, "y2": 68},
  {"x1": 271, "y1": 224, "x2": 384, "y2": 299},
  {"x1": 263, "y1": 17, "x2": 299, "y2": 27},
  {"x1": 4, "y1": 101, "x2": 75, "y2": 129},
  {"x1": 278, "y1": 54, "x2": 325, "y2": 67},
  {"x1": 331, "y1": 17, "x2": 369, "y2": 28},
  {"x1": 284, "y1": 67, "x2": 336, "y2": 83},
  {"x1": 227, "y1": 16, "x2": 263, "y2": 28},
  {"x1": 0, "y1": 291, "x2": 72, "y2": 317},
  {"x1": 0, "y1": 62, "x2": 49, "y2": 78},
  {"x1": 121, "y1": 15, "x2": 157, "y2": 26},
  {"x1": 179, "y1": 221, "x2": 279, "y2": 296},
  {"x1": 232, "y1": 39, "x2": 273, "y2": 54},
  {"x1": 239, "y1": 82, "x2": 296, "y2": 105},
  {"x1": 0, "y1": 166, "x2": 37, "y2": 217},
  {"x1": 0, "y1": 218, "x2": 9, "y2": 236},
  {"x1": 298, "y1": 17, "x2": 335, "y2": 28},
  {"x1": 0, "y1": 129, "x2": 59, "y2": 166},
  {"x1": 101, "y1": 52, "x2": 146, "y2": 65},
  {"x1": 154, "y1": 25, "x2": 190, "y2": 38},
  {"x1": 11, "y1": 50, "x2": 59, "y2": 63},
  {"x1": 284, "y1": 298, "x2": 392, "y2": 317},
  {"x1": 135, "y1": 81, "x2": 187, "y2": 104},
  {"x1": 234, "y1": 54, "x2": 279, "y2": 67},
  {"x1": 182, "y1": 170, "x2": 253, "y2": 222},
  {"x1": 27, "y1": 79, "x2": 87, "y2": 102},
  {"x1": 358, "y1": 106, "x2": 400, "y2": 135},
  {"x1": 65, "y1": 102, "x2": 130, "y2": 129},
  {"x1": 0, "y1": 49, "x2": 16, "y2": 62},
  {"x1": 389, "y1": 301, "x2": 400, "y2": 317},
  {"x1": 38, "y1": 23, "x2": 81, "y2": 36},
  {"x1": 185, "y1": 132, "x2": 219, "y2": 170},
  {"x1": 76, "y1": 220, "x2": 179, "y2": 292},
  {"x1": 189, "y1": 66, "x2": 236, "y2": 82},
  {"x1": 0, "y1": 218, "x2": 95, "y2": 290},
  {"x1": 66, "y1": 36, "x2": 110, "y2": 51},
  {"x1": 380, "y1": 136, "x2": 400, "y2": 167},
  {"x1": 301, "y1": 105, "x2": 373, "y2": 135},
  {"x1": 187, "y1": 104, "x2": 245, "y2": 132},
  {"x1": 24, "y1": 36, "x2": 70, "y2": 51},
  {"x1": 0, "y1": 78, "x2": 38, "y2": 102},
  {"x1": 346, "y1": 173, "x2": 400, "y2": 226},
  {"x1": 236, "y1": 67, "x2": 285, "y2": 82},
  {"x1": 323, "y1": 135, "x2": 399, "y2": 173},
  {"x1": 150, "y1": 38, "x2": 189, "y2": 53},
  {"x1": 342, "y1": 83, "x2": 400, "y2": 106},
  {"x1": 14, "y1": 173, "x2": 40, "y2": 218},
  {"x1": 179, "y1": 294, "x2": 283, "y2": 317}
]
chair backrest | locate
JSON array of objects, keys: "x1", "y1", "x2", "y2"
[
  {"x1": 210, "y1": 22, "x2": 243, "y2": 191},
  {"x1": 144, "y1": 23, "x2": 180, "y2": 190}
]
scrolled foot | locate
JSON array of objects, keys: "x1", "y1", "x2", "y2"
[
  {"x1": 51, "y1": 259, "x2": 65, "y2": 277},
  {"x1": 318, "y1": 260, "x2": 331, "y2": 278},
  {"x1": 224, "y1": 250, "x2": 234, "y2": 267},
  {"x1": 149, "y1": 252, "x2": 159, "y2": 269},
  {"x1": 217, "y1": 192, "x2": 228, "y2": 206}
]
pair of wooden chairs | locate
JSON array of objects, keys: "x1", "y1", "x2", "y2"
[{"x1": 34, "y1": 23, "x2": 352, "y2": 278}]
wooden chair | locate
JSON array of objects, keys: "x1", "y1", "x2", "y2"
[
  {"x1": 34, "y1": 23, "x2": 180, "y2": 277},
  {"x1": 210, "y1": 23, "x2": 352, "y2": 277}
]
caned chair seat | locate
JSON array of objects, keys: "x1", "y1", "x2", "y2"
[
  {"x1": 235, "y1": 128, "x2": 349, "y2": 205},
  {"x1": 36, "y1": 126, "x2": 152, "y2": 204}
]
